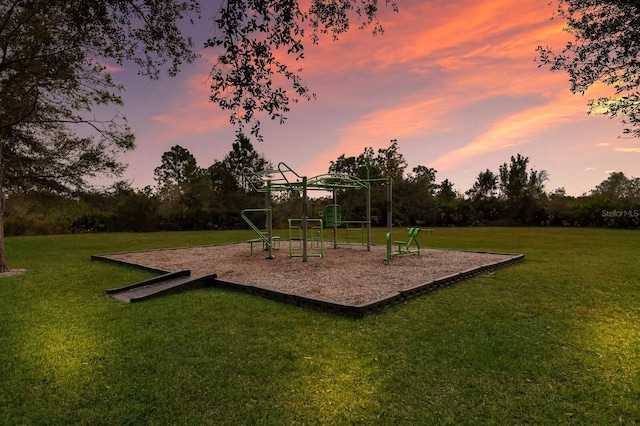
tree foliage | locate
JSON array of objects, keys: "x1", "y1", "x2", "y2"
[
  {"x1": 221, "y1": 134, "x2": 273, "y2": 191},
  {"x1": 537, "y1": 0, "x2": 640, "y2": 137},
  {"x1": 328, "y1": 147, "x2": 375, "y2": 180},
  {"x1": 498, "y1": 154, "x2": 529, "y2": 200},
  {"x1": 408, "y1": 165, "x2": 437, "y2": 189},
  {"x1": 2, "y1": 1, "x2": 127, "y2": 194},
  {"x1": 498, "y1": 154, "x2": 548, "y2": 201},
  {"x1": 328, "y1": 140, "x2": 406, "y2": 180},
  {"x1": 206, "y1": 0, "x2": 398, "y2": 139},
  {"x1": 6, "y1": 142, "x2": 640, "y2": 234},
  {"x1": 374, "y1": 139, "x2": 407, "y2": 180},
  {"x1": 1, "y1": 0, "x2": 200, "y2": 191},
  {"x1": 0, "y1": 0, "x2": 199, "y2": 271},
  {"x1": 437, "y1": 179, "x2": 456, "y2": 202},
  {"x1": 154, "y1": 145, "x2": 204, "y2": 193},
  {"x1": 148, "y1": 141, "x2": 273, "y2": 230},
  {"x1": 591, "y1": 171, "x2": 640, "y2": 199},
  {"x1": 498, "y1": 154, "x2": 548, "y2": 223},
  {"x1": 466, "y1": 169, "x2": 498, "y2": 201}
]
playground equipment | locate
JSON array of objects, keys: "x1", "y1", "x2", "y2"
[
  {"x1": 246, "y1": 236, "x2": 281, "y2": 255},
  {"x1": 241, "y1": 161, "x2": 422, "y2": 263},
  {"x1": 288, "y1": 218, "x2": 324, "y2": 258},
  {"x1": 240, "y1": 208, "x2": 277, "y2": 258},
  {"x1": 241, "y1": 163, "x2": 375, "y2": 261},
  {"x1": 323, "y1": 204, "x2": 341, "y2": 227},
  {"x1": 393, "y1": 227, "x2": 422, "y2": 255},
  {"x1": 319, "y1": 204, "x2": 367, "y2": 246},
  {"x1": 385, "y1": 228, "x2": 434, "y2": 262}
]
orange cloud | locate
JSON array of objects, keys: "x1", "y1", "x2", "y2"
[
  {"x1": 430, "y1": 91, "x2": 591, "y2": 171},
  {"x1": 307, "y1": 0, "x2": 618, "y2": 175},
  {"x1": 149, "y1": 68, "x2": 230, "y2": 142},
  {"x1": 306, "y1": 0, "x2": 562, "y2": 75},
  {"x1": 301, "y1": 96, "x2": 454, "y2": 172},
  {"x1": 148, "y1": 0, "x2": 612, "y2": 179}
]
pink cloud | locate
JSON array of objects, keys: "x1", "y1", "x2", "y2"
[
  {"x1": 177, "y1": 0, "x2": 568, "y2": 145},
  {"x1": 615, "y1": 147, "x2": 640, "y2": 153},
  {"x1": 298, "y1": 0, "x2": 560, "y2": 76},
  {"x1": 301, "y1": 0, "x2": 620, "y2": 178},
  {"x1": 149, "y1": 68, "x2": 230, "y2": 142},
  {"x1": 301, "y1": 96, "x2": 453, "y2": 173},
  {"x1": 138, "y1": 0, "x2": 629, "y2": 194},
  {"x1": 429, "y1": 92, "x2": 593, "y2": 171}
]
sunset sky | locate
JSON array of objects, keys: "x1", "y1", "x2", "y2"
[{"x1": 109, "y1": 0, "x2": 639, "y2": 196}]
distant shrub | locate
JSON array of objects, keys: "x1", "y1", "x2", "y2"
[
  {"x1": 4, "y1": 215, "x2": 71, "y2": 236},
  {"x1": 70, "y1": 214, "x2": 113, "y2": 233}
]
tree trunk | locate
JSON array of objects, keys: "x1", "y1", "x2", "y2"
[
  {"x1": 0, "y1": 140, "x2": 7, "y2": 273},
  {"x1": 0, "y1": 195, "x2": 7, "y2": 273}
]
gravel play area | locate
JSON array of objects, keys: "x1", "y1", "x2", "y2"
[{"x1": 100, "y1": 242, "x2": 523, "y2": 306}]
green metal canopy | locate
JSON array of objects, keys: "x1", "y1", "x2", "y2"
[{"x1": 242, "y1": 162, "x2": 369, "y2": 193}]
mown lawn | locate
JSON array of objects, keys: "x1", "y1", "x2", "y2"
[{"x1": 0, "y1": 228, "x2": 638, "y2": 425}]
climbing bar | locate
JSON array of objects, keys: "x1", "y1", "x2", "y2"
[
  {"x1": 242, "y1": 165, "x2": 370, "y2": 194},
  {"x1": 288, "y1": 218, "x2": 324, "y2": 258},
  {"x1": 241, "y1": 208, "x2": 272, "y2": 247},
  {"x1": 344, "y1": 221, "x2": 367, "y2": 245}
]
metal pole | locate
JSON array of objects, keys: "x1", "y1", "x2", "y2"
[
  {"x1": 365, "y1": 155, "x2": 372, "y2": 250},
  {"x1": 302, "y1": 176, "x2": 308, "y2": 262},
  {"x1": 366, "y1": 182, "x2": 371, "y2": 251},
  {"x1": 387, "y1": 177, "x2": 393, "y2": 260},
  {"x1": 332, "y1": 189, "x2": 338, "y2": 249},
  {"x1": 266, "y1": 181, "x2": 274, "y2": 259},
  {"x1": 387, "y1": 178, "x2": 393, "y2": 231}
]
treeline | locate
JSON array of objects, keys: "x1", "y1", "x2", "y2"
[{"x1": 5, "y1": 138, "x2": 640, "y2": 236}]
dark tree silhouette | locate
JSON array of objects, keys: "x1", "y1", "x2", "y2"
[
  {"x1": 206, "y1": 0, "x2": 398, "y2": 140},
  {"x1": 0, "y1": 0, "x2": 199, "y2": 271},
  {"x1": 154, "y1": 145, "x2": 204, "y2": 195},
  {"x1": 538, "y1": 0, "x2": 640, "y2": 137}
]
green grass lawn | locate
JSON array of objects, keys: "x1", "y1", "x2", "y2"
[{"x1": 1, "y1": 228, "x2": 638, "y2": 425}]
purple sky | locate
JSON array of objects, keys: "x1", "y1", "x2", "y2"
[{"x1": 106, "y1": 0, "x2": 638, "y2": 196}]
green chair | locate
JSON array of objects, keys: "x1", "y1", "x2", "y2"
[{"x1": 393, "y1": 227, "x2": 422, "y2": 255}]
